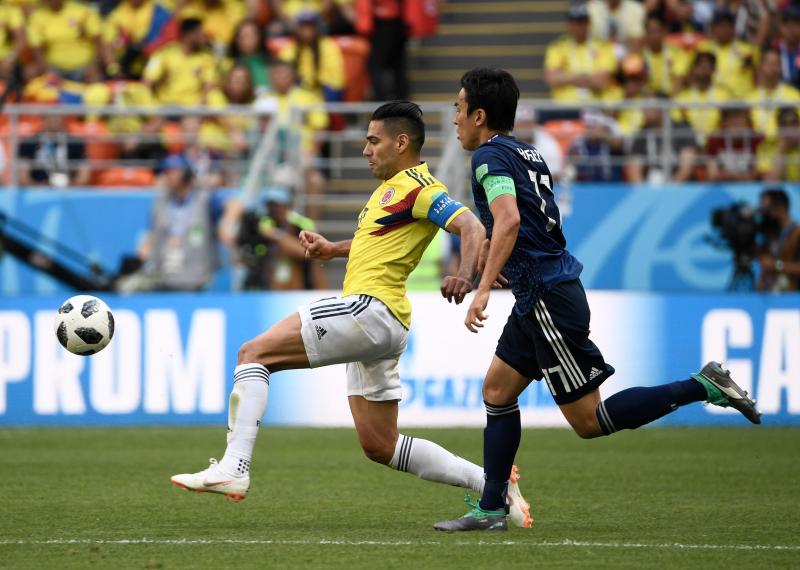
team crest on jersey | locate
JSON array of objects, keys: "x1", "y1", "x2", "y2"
[{"x1": 379, "y1": 187, "x2": 395, "y2": 205}]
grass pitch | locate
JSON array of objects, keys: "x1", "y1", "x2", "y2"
[{"x1": 1, "y1": 426, "x2": 798, "y2": 569}]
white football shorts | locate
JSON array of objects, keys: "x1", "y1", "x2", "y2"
[{"x1": 298, "y1": 294, "x2": 408, "y2": 401}]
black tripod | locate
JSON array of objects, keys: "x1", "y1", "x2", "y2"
[{"x1": 727, "y1": 252, "x2": 756, "y2": 291}]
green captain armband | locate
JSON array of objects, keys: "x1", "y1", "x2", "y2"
[{"x1": 482, "y1": 174, "x2": 516, "y2": 203}]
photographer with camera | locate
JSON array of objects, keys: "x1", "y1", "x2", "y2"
[
  {"x1": 757, "y1": 188, "x2": 800, "y2": 292},
  {"x1": 223, "y1": 187, "x2": 327, "y2": 291}
]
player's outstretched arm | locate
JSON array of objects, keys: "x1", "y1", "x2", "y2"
[
  {"x1": 299, "y1": 230, "x2": 352, "y2": 260},
  {"x1": 441, "y1": 210, "x2": 486, "y2": 304},
  {"x1": 465, "y1": 194, "x2": 520, "y2": 333}
]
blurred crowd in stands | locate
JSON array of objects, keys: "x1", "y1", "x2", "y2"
[
  {"x1": 3, "y1": 0, "x2": 800, "y2": 293},
  {"x1": 0, "y1": 0, "x2": 441, "y2": 292},
  {"x1": 544, "y1": 0, "x2": 800, "y2": 184},
  {"x1": 0, "y1": 0, "x2": 433, "y2": 192}
]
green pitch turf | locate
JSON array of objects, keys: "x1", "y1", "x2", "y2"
[{"x1": 1, "y1": 427, "x2": 798, "y2": 569}]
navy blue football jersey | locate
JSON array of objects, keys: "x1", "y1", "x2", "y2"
[{"x1": 471, "y1": 134, "x2": 582, "y2": 315}]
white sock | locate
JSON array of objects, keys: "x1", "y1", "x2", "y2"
[
  {"x1": 219, "y1": 363, "x2": 270, "y2": 476},
  {"x1": 389, "y1": 434, "x2": 485, "y2": 494}
]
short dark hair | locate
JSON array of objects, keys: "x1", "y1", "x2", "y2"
[
  {"x1": 460, "y1": 68, "x2": 520, "y2": 132},
  {"x1": 761, "y1": 46, "x2": 780, "y2": 60},
  {"x1": 692, "y1": 50, "x2": 717, "y2": 70},
  {"x1": 180, "y1": 18, "x2": 203, "y2": 35},
  {"x1": 778, "y1": 106, "x2": 799, "y2": 126},
  {"x1": 762, "y1": 188, "x2": 790, "y2": 210},
  {"x1": 370, "y1": 101, "x2": 426, "y2": 152},
  {"x1": 645, "y1": 12, "x2": 665, "y2": 28}
]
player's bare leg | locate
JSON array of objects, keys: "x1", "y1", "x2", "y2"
[
  {"x1": 237, "y1": 312, "x2": 310, "y2": 371},
  {"x1": 557, "y1": 388, "x2": 603, "y2": 438},
  {"x1": 348, "y1": 396, "x2": 400, "y2": 465},
  {"x1": 171, "y1": 313, "x2": 310, "y2": 501},
  {"x1": 434, "y1": 356, "x2": 533, "y2": 531}
]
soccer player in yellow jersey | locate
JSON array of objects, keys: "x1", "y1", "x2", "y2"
[{"x1": 171, "y1": 101, "x2": 532, "y2": 527}]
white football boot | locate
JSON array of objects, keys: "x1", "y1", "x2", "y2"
[
  {"x1": 506, "y1": 465, "x2": 533, "y2": 528},
  {"x1": 171, "y1": 458, "x2": 249, "y2": 502}
]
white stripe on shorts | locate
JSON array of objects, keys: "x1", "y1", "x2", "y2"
[{"x1": 534, "y1": 301, "x2": 585, "y2": 390}]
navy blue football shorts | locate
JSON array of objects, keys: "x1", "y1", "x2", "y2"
[{"x1": 495, "y1": 279, "x2": 615, "y2": 405}]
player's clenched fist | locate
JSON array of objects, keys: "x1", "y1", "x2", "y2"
[{"x1": 299, "y1": 231, "x2": 335, "y2": 260}]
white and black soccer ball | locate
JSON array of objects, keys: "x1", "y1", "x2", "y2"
[{"x1": 53, "y1": 295, "x2": 115, "y2": 355}]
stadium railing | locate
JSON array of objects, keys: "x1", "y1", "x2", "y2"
[{"x1": 2, "y1": 99, "x2": 797, "y2": 234}]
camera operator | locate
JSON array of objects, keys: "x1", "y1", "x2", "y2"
[
  {"x1": 223, "y1": 187, "x2": 327, "y2": 290},
  {"x1": 757, "y1": 188, "x2": 800, "y2": 292}
]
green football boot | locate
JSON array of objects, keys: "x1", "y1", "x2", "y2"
[
  {"x1": 433, "y1": 495, "x2": 508, "y2": 532},
  {"x1": 692, "y1": 361, "x2": 761, "y2": 424}
]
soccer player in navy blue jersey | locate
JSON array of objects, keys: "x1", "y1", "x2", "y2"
[{"x1": 433, "y1": 68, "x2": 761, "y2": 532}]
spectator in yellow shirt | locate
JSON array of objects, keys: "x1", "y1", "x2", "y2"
[
  {"x1": 205, "y1": 63, "x2": 259, "y2": 156},
  {"x1": 102, "y1": 0, "x2": 174, "y2": 79},
  {"x1": 749, "y1": 48, "x2": 800, "y2": 176},
  {"x1": 143, "y1": 18, "x2": 220, "y2": 105},
  {"x1": 749, "y1": 47, "x2": 800, "y2": 140},
  {"x1": 279, "y1": 12, "x2": 345, "y2": 102},
  {"x1": 27, "y1": 0, "x2": 103, "y2": 80},
  {"x1": 168, "y1": 0, "x2": 246, "y2": 53},
  {"x1": 603, "y1": 52, "x2": 648, "y2": 136},
  {"x1": 0, "y1": 4, "x2": 24, "y2": 80},
  {"x1": 642, "y1": 13, "x2": 691, "y2": 96},
  {"x1": 764, "y1": 107, "x2": 800, "y2": 182},
  {"x1": 674, "y1": 51, "x2": 731, "y2": 144},
  {"x1": 698, "y1": 8, "x2": 758, "y2": 99},
  {"x1": 544, "y1": 3, "x2": 617, "y2": 107}
]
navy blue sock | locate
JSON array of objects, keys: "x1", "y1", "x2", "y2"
[
  {"x1": 596, "y1": 378, "x2": 707, "y2": 435},
  {"x1": 479, "y1": 400, "x2": 520, "y2": 511}
]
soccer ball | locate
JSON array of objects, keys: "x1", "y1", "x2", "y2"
[{"x1": 53, "y1": 295, "x2": 115, "y2": 355}]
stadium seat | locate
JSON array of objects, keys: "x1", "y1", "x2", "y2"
[
  {"x1": 94, "y1": 167, "x2": 156, "y2": 188},
  {"x1": 541, "y1": 119, "x2": 586, "y2": 156},
  {"x1": 68, "y1": 120, "x2": 120, "y2": 173},
  {"x1": 666, "y1": 32, "x2": 705, "y2": 52},
  {"x1": 162, "y1": 121, "x2": 185, "y2": 154},
  {"x1": 266, "y1": 37, "x2": 292, "y2": 56},
  {"x1": 333, "y1": 36, "x2": 370, "y2": 102}
]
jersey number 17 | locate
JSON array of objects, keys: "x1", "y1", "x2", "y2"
[{"x1": 527, "y1": 170, "x2": 560, "y2": 232}]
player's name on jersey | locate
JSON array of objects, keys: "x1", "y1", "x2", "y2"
[{"x1": 516, "y1": 147, "x2": 544, "y2": 163}]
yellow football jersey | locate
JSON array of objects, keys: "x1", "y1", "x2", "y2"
[
  {"x1": 342, "y1": 163, "x2": 468, "y2": 329},
  {"x1": 27, "y1": 1, "x2": 102, "y2": 72}
]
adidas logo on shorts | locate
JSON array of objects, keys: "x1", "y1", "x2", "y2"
[
  {"x1": 315, "y1": 325, "x2": 327, "y2": 340},
  {"x1": 589, "y1": 367, "x2": 603, "y2": 381}
]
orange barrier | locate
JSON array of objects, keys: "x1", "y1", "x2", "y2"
[
  {"x1": 542, "y1": 119, "x2": 586, "y2": 156},
  {"x1": 93, "y1": 166, "x2": 156, "y2": 187}
]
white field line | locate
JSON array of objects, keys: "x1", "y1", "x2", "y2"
[{"x1": 0, "y1": 538, "x2": 798, "y2": 551}]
